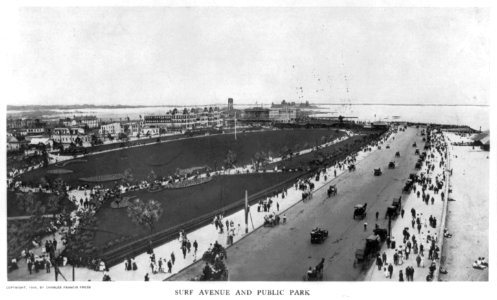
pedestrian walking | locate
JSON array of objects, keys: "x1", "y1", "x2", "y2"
[
  {"x1": 388, "y1": 264, "x2": 393, "y2": 279},
  {"x1": 376, "y1": 211, "x2": 379, "y2": 220},
  {"x1": 171, "y1": 252, "x2": 175, "y2": 265},
  {"x1": 182, "y1": 246, "x2": 187, "y2": 259},
  {"x1": 382, "y1": 252, "x2": 387, "y2": 264},
  {"x1": 401, "y1": 209, "x2": 405, "y2": 218},
  {"x1": 144, "y1": 273, "x2": 149, "y2": 281},
  {"x1": 167, "y1": 260, "x2": 172, "y2": 273},
  {"x1": 193, "y1": 240, "x2": 198, "y2": 254},
  {"x1": 416, "y1": 255, "x2": 421, "y2": 267},
  {"x1": 376, "y1": 255, "x2": 383, "y2": 270},
  {"x1": 399, "y1": 270, "x2": 404, "y2": 282},
  {"x1": 364, "y1": 222, "x2": 368, "y2": 231},
  {"x1": 27, "y1": 260, "x2": 32, "y2": 275},
  {"x1": 277, "y1": 202, "x2": 280, "y2": 211}
]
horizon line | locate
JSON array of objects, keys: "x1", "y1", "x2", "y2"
[{"x1": 7, "y1": 102, "x2": 490, "y2": 110}]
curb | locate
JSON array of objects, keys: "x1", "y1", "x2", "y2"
[{"x1": 435, "y1": 134, "x2": 451, "y2": 281}]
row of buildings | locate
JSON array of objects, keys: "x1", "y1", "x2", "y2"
[{"x1": 7, "y1": 99, "x2": 306, "y2": 151}]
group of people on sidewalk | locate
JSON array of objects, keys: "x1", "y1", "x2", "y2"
[{"x1": 372, "y1": 127, "x2": 450, "y2": 282}]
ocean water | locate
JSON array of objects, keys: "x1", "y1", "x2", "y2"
[
  {"x1": 313, "y1": 104, "x2": 489, "y2": 131},
  {"x1": 8, "y1": 104, "x2": 489, "y2": 131}
]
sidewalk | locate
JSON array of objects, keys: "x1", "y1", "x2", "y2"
[
  {"x1": 439, "y1": 133, "x2": 489, "y2": 281},
  {"x1": 366, "y1": 130, "x2": 448, "y2": 282},
  {"x1": 8, "y1": 130, "x2": 392, "y2": 281}
]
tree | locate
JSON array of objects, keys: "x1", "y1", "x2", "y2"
[
  {"x1": 16, "y1": 192, "x2": 35, "y2": 214},
  {"x1": 127, "y1": 198, "x2": 163, "y2": 233},
  {"x1": 118, "y1": 132, "x2": 128, "y2": 141},
  {"x1": 224, "y1": 150, "x2": 237, "y2": 168},
  {"x1": 41, "y1": 149, "x2": 49, "y2": 167},
  {"x1": 147, "y1": 170, "x2": 157, "y2": 184},
  {"x1": 254, "y1": 151, "x2": 269, "y2": 170},
  {"x1": 122, "y1": 168, "x2": 135, "y2": 185},
  {"x1": 52, "y1": 177, "x2": 67, "y2": 195},
  {"x1": 74, "y1": 136, "x2": 83, "y2": 147},
  {"x1": 64, "y1": 210, "x2": 98, "y2": 266}
]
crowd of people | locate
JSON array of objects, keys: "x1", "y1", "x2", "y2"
[{"x1": 372, "y1": 127, "x2": 453, "y2": 281}]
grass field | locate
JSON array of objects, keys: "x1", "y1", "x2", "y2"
[
  {"x1": 19, "y1": 129, "x2": 343, "y2": 186},
  {"x1": 94, "y1": 172, "x2": 301, "y2": 248}
]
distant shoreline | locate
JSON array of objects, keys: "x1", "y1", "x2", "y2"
[{"x1": 7, "y1": 103, "x2": 489, "y2": 111}]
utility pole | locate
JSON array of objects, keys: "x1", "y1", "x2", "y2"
[
  {"x1": 234, "y1": 111, "x2": 237, "y2": 140},
  {"x1": 245, "y1": 190, "x2": 248, "y2": 234}
]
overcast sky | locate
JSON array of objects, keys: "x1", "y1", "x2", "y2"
[{"x1": 9, "y1": 7, "x2": 489, "y2": 106}]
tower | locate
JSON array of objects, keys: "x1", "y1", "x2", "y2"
[{"x1": 228, "y1": 98, "x2": 233, "y2": 111}]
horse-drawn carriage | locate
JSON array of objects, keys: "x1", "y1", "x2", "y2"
[
  {"x1": 353, "y1": 235, "x2": 381, "y2": 269},
  {"x1": 310, "y1": 227, "x2": 328, "y2": 244},
  {"x1": 348, "y1": 164, "x2": 356, "y2": 172},
  {"x1": 374, "y1": 168, "x2": 382, "y2": 176},
  {"x1": 353, "y1": 203, "x2": 367, "y2": 220},
  {"x1": 388, "y1": 161, "x2": 395, "y2": 169},
  {"x1": 402, "y1": 179, "x2": 413, "y2": 194},
  {"x1": 373, "y1": 227, "x2": 388, "y2": 241},
  {"x1": 395, "y1": 151, "x2": 400, "y2": 157},
  {"x1": 303, "y1": 258, "x2": 325, "y2": 281},
  {"x1": 386, "y1": 196, "x2": 402, "y2": 218},
  {"x1": 327, "y1": 185, "x2": 337, "y2": 198}
]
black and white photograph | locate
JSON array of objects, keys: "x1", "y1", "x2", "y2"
[{"x1": 1, "y1": 1, "x2": 495, "y2": 298}]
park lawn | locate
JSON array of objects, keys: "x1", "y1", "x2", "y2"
[
  {"x1": 19, "y1": 129, "x2": 343, "y2": 186},
  {"x1": 93, "y1": 172, "x2": 301, "y2": 249}
]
